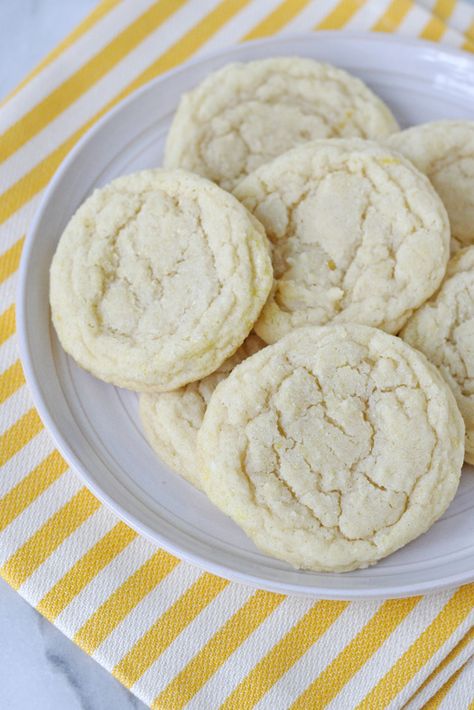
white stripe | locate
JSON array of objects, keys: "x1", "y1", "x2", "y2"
[
  {"x1": 0, "y1": 0, "x2": 156, "y2": 132},
  {"x1": 55, "y1": 535, "x2": 157, "y2": 634},
  {"x1": 0, "y1": 336, "x2": 21, "y2": 375},
  {"x1": 187, "y1": 596, "x2": 315, "y2": 710},
  {"x1": 405, "y1": 639, "x2": 474, "y2": 710},
  {"x1": 417, "y1": 4, "x2": 466, "y2": 46},
  {"x1": 0, "y1": 273, "x2": 19, "y2": 317},
  {"x1": 415, "y1": 0, "x2": 436, "y2": 10},
  {"x1": 438, "y1": 655, "x2": 474, "y2": 710},
  {"x1": 0, "y1": 201, "x2": 39, "y2": 252},
  {"x1": 198, "y1": 0, "x2": 286, "y2": 45},
  {"x1": 0, "y1": 385, "x2": 34, "y2": 436},
  {"x1": 131, "y1": 584, "x2": 256, "y2": 700},
  {"x1": 0, "y1": 430, "x2": 58, "y2": 496},
  {"x1": 93, "y1": 562, "x2": 202, "y2": 665},
  {"x1": 0, "y1": 473, "x2": 82, "y2": 564},
  {"x1": 398, "y1": 4, "x2": 434, "y2": 36},
  {"x1": 253, "y1": 601, "x2": 382, "y2": 710},
  {"x1": 18, "y1": 506, "x2": 117, "y2": 605},
  {"x1": 387, "y1": 612, "x2": 474, "y2": 710},
  {"x1": 0, "y1": 0, "x2": 221, "y2": 194},
  {"x1": 281, "y1": 0, "x2": 350, "y2": 31},
  {"x1": 346, "y1": 0, "x2": 394, "y2": 30},
  {"x1": 443, "y1": 26, "x2": 467, "y2": 46},
  {"x1": 450, "y1": 2, "x2": 474, "y2": 36},
  {"x1": 326, "y1": 592, "x2": 453, "y2": 710}
]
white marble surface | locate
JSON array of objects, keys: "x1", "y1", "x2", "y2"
[
  {"x1": 1, "y1": 0, "x2": 96, "y2": 96},
  {"x1": 0, "y1": 578, "x2": 144, "y2": 710},
  {"x1": 0, "y1": 2, "x2": 145, "y2": 707}
]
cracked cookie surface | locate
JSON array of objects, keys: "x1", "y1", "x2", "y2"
[
  {"x1": 50, "y1": 169, "x2": 273, "y2": 391},
  {"x1": 234, "y1": 139, "x2": 450, "y2": 343},
  {"x1": 197, "y1": 325, "x2": 464, "y2": 572},
  {"x1": 164, "y1": 58, "x2": 399, "y2": 191},
  {"x1": 401, "y1": 247, "x2": 474, "y2": 464},
  {"x1": 387, "y1": 121, "x2": 474, "y2": 251},
  {"x1": 139, "y1": 334, "x2": 264, "y2": 488}
]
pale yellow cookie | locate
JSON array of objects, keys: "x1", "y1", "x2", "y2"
[
  {"x1": 234, "y1": 139, "x2": 450, "y2": 343},
  {"x1": 401, "y1": 247, "x2": 474, "y2": 464},
  {"x1": 387, "y1": 121, "x2": 474, "y2": 250},
  {"x1": 164, "y1": 57, "x2": 399, "y2": 191},
  {"x1": 198, "y1": 325, "x2": 464, "y2": 572},
  {"x1": 139, "y1": 335, "x2": 264, "y2": 489},
  {"x1": 50, "y1": 169, "x2": 272, "y2": 392}
]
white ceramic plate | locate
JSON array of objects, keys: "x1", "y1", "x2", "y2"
[{"x1": 18, "y1": 33, "x2": 474, "y2": 599}]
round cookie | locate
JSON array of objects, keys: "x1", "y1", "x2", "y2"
[
  {"x1": 164, "y1": 57, "x2": 399, "y2": 191},
  {"x1": 198, "y1": 325, "x2": 464, "y2": 572},
  {"x1": 234, "y1": 138, "x2": 450, "y2": 343},
  {"x1": 387, "y1": 121, "x2": 474, "y2": 251},
  {"x1": 140, "y1": 334, "x2": 264, "y2": 489},
  {"x1": 401, "y1": 247, "x2": 474, "y2": 464},
  {"x1": 50, "y1": 169, "x2": 273, "y2": 392}
]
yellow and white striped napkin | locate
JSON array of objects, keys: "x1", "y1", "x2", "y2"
[{"x1": 1, "y1": 1, "x2": 473, "y2": 708}]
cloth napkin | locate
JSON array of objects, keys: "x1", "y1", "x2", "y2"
[{"x1": 1, "y1": 1, "x2": 473, "y2": 708}]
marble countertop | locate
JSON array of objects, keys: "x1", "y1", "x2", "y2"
[
  {"x1": 0, "y1": 578, "x2": 143, "y2": 710},
  {"x1": 0, "y1": 3, "x2": 145, "y2": 707}
]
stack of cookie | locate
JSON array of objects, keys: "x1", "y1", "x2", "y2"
[{"x1": 50, "y1": 57, "x2": 474, "y2": 573}]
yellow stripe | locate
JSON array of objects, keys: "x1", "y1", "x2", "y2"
[
  {"x1": 462, "y1": 38, "x2": 474, "y2": 53},
  {"x1": 372, "y1": 0, "x2": 413, "y2": 33},
  {"x1": 357, "y1": 585, "x2": 474, "y2": 710},
  {"x1": 317, "y1": 0, "x2": 365, "y2": 30},
  {"x1": 0, "y1": 450, "x2": 68, "y2": 532},
  {"x1": 0, "y1": 0, "x2": 251, "y2": 228},
  {"x1": 37, "y1": 522, "x2": 137, "y2": 620},
  {"x1": 466, "y1": 19, "x2": 474, "y2": 42},
  {"x1": 409, "y1": 628, "x2": 473, "y2": 706},
  {"x1": 420, "y1": 15, "x2": 447, "y2": 42},
  {"x1": 0, "y1": 304, "x2": 16, "y2": 345},
  {"x1": 0, "y1": 487, "x2": 100, "y2": 588},
  {"x1": 0, "y1": 360, "x2": 25, "y2": 404},
  {"x1": 0, "y1": 408, "x2": 43, "y2": 467},
  {"x1": 113, "y1": 574, "x2": 228, "y2": 686},
  {"x1": 432, "y1": 0, "x2": 456, "y2": 22},
  {"x1": 0, "y1": 0, "x2": 186, "y2": 164},
  {"x1": 243, "y1": 0, "x2": 311, "y2": 41},
  {"x1": 0, "y1": 237, "x2": 24, "y2": 284},
  {"x1": 0, "y1": 0, "x2": 122, "y2": 107},
  {"x1": 220, "y1": 600, "x2": 349, "y2": 710},
  {"x1": 153, "y1": 591, "x2": 285, "y2": 709},
  {"x1": 462, "y1": 21, "x2": 474, "y2": 51},
  {"x1": 424, "y1": 662, "x2": 468, "y2": 709},
  {"x1": 291, "y1": 597, "x2": 421, "y2": 709},
  {"x1": 75, "y1": 549, "x2": 180, "y2": 653}
]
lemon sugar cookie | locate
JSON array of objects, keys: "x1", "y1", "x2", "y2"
[
  {"x1": 50, "y1": 169, "x2": 273, "y2": 392},
  {"x1": 401, "y1": 247, "x2": 474, "y2": 464},
  {"x1": 164, "y1": 57, "x2": 399, "y2": 191},
  {"x1": 197, "y1": 325, "x2": 464, "y2": 572},
  {"x1": 139, "y1": 334, "x2": 264, "y2": 488},
  {"x1": 234, "y1": 139, "x2": 450, "y2": 343},
  {"x1": 387, "y1": 121, "x2": 474, "y2": 250}
]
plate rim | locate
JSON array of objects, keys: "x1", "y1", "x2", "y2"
[{"x1": 17, "y1": 31, "x2": 474, "y2": 599}]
